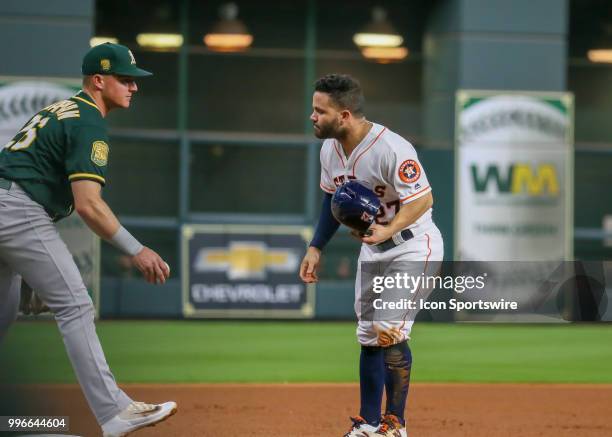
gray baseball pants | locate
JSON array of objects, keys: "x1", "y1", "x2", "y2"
[{"x1": 0, "y1": 182, "x2": 132, "y2": 425}]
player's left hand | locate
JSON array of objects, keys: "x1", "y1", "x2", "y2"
[
  {"x1": 131, "y1": 246, "x2": 170, "y2": 285},
  {"x1": 360, "y1": 224, "x2": 394, "y2": 245},
  {"x1": 299, "y1": 246, "x2": 321, "y2": 283}
]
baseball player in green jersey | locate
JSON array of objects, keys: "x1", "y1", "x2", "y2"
[{"x1": 0, "y1": 43, "x2": 176, "y2": 436}]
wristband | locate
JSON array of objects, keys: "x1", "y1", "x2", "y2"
[{"x1": 110, "y1": 226, "x2": 144, "y2": 256}]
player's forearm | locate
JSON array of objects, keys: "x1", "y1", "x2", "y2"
[
  {"x1": 78, "y1": 199, "x2": 144, "y2": 256},
  {"x1": 76, "y1": 196, "x2": 121, "y2": 240},
  {"x1": 310, "y1": 192, "x2": 340, "y2": 250},
  {"x1": 387, "y1": 192, "x2": 433, "y2": 234}
]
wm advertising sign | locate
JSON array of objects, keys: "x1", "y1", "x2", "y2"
[
  {"x1": 182, "y1": 224, "x2": 315, "y2": 318},
  {"x1": 455, "y1": 91, "x2": 573, "y2": 261},
  {"x1": 471, "y1": 163, "x2": 559, "y2": 197}
]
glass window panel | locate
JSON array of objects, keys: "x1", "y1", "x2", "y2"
[
  {"x1": 104, "y1": 139, "x2": 179, "y2": 216},
  {"x1": 187, "y1": 0, "x2": 310, "y2": 133},
  {"x1": 187, "y1": 55, "x2": 305, "y2": 133},
  {"x1": 574, "y1": 151, "x2": 612, "y2": 228},
  {"x1": 574, "y1": 239, "x2": 612, "y2": 261},
  {"x1": 568, "y1": 65, "x2": 612, "y2": 144},
  {"x1": 189, "y1": 144, "x2": 307, "y2": 214}
]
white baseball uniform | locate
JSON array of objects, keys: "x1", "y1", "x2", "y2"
[{"x1": 320, "y1": 122, "x2": 444, "y2": 346}]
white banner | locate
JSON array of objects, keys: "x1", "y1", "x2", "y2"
[
  {"x1": 0, "y1": 76, "x2": 80, "y2": 147},
  {"x1": 455, "y1": 91, "x2": 574, "y2": 261}
]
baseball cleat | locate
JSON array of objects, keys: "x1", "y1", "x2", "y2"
[
  {"x1": 373, "y1": 414, "x2": 407, "y2": 437},
  {"x1": 101, "y1": 401, "x2": 177, "y2": 437},
  {"x1": 344, "y1": 415, "x2": 378, "y2": 437}
]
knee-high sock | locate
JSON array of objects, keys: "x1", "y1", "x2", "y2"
[
  {"x1": 360, "y1": 345, "x2": 385, "y2": 425},
  {"x1": 384, "y1": 341, "x2": 412, "y2": 424}
]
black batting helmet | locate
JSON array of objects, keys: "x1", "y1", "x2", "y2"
[{"x1": 331, "y1": 180, "x2": 381, "y2": 234}]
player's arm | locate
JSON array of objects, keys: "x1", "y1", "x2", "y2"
[
  {"x1": 71, "y1": 180, "x2": 169, "y2": 284},
  {"x1": 299, "y1": 192, "x2": 340, "y2": 283},
  {"x1": 361, "y1": 192, "x2": 433, "y2": 245}
]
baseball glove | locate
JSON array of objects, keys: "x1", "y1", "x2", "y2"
[{"x1": 19, "y1": 280, "x2": 50, "y2": 315}]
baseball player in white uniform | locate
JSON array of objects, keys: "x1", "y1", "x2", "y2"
[{"x1": 300, "y1": 74, "x2": 443, "y2": 437}]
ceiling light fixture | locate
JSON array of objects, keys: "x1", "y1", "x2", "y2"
[
  {"x1": 90, "y1": 36, "x2": 119, "y2": 47},
  {"x1": 353, "y1": 7, "x2": 404, "y2": 48},
  {"x1": 136, "y1": 33, "x2": 183, "y2": 50},
  {"x1": 587, "y1": 49, "x2": 612, "y2": 63},
  {"x1": 204, "y1": 3, "x2": 253, "y2": 52},
  {"x1": 361, "y1": 46, "x2": 409, "y2": 63}
]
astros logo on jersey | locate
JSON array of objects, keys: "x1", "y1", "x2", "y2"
[{"x1": 398, "y1": 159, "x2": 420, "y2": 183}]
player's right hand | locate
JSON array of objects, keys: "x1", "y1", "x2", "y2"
[
  {"x1": 299, "y1": 246, "x2": 321, "y2": 283},
  {"x1": 131, "y1": 246, "x2": 170, "y2": 285}
]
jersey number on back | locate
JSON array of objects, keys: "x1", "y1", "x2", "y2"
[{"x1": 4, "y1": 114, "x2": 50, "y2": 151}]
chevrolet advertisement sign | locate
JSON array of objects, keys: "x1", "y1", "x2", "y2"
[{"x1": 182, "y1": 225, "x2": 315, "y2": 318}]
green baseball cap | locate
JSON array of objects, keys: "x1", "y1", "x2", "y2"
[{"x1": 82, "y1": 42, "x2": 153, "y2": 77}]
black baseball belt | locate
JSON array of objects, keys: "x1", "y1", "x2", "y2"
[{"x1": 375, "y1": 228, "x2": 414, "y2": 252}]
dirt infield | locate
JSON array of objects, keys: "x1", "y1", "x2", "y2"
[{"x1": 9, "y1": 383, "x2": 612, "y2": 436}]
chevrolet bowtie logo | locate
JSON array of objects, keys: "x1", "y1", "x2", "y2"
[{"x1": 194, "y1": 241, "x2": 299, "y2": 280}]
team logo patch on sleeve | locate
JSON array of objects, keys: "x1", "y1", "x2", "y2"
[
  {"x1": 91, "y1": 141, "x2": 109, "y2": 166},
  {"x1": 398, "y1": 159, "x2": 420, "y2": 183}
]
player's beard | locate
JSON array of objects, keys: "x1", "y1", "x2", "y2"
[{"x1": 313, "y1": 119, "x2": 341, "y2": 139}]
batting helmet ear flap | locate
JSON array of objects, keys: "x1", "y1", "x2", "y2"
[{"x1": 331, "y1": 180, "x2": 381, "y2": 234}]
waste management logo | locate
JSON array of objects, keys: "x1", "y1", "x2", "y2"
[{"x1": 471, "y1": 162, "x2": 559, "y2": 200}]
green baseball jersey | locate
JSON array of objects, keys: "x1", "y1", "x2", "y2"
[{"x1": 0, "y1": 91, "x2": 109, "y2": 221}]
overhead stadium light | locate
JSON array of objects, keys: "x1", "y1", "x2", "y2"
[
  {"x1": 354, "y1": 33, "x2": 403, "y2": 48},
  {"x1": 204, "y1": 2, "x2": 253, "y2": 52},
  {"x1": 353, "y1": 7, "x2": 404, "y2": 48},
  {"x1": 136, "y1": 33, "x2": 183, "y2": 50},
  {"x1": 587, "y1": 49, "x2": 612, "y2": 63},
  {"x1": 90, "y1": 36, "x2": 119, "y2": 47},
  {"x1": 204, "y1": 33, "x2": 253, "y2": 51},
  {"x1": 361, "y1": 46, "x2": 409, "y2": 63}
]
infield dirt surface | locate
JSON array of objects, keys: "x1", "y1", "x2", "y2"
[{"x1": 15, "y1": 382, "x2": 612, "y2": 436}]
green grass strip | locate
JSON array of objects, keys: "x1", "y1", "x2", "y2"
[{"x1": 1, "y1": 321, "x2": 611, "y2": 384}]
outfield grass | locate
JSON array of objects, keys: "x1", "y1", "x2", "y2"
[{"x1": 1, "y1": 321, "x2": 611, "y2": 384}]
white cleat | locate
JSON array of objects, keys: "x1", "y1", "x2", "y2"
[
  {"x1": 344, "y1": 416, "x2": 378, "y2": 437},
  {"x1": 102, "y1": 401, "x2": 177, "y2": 437},
  {"x1": 373, "y1": 414, "x2": 407, "y2": 437}
]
